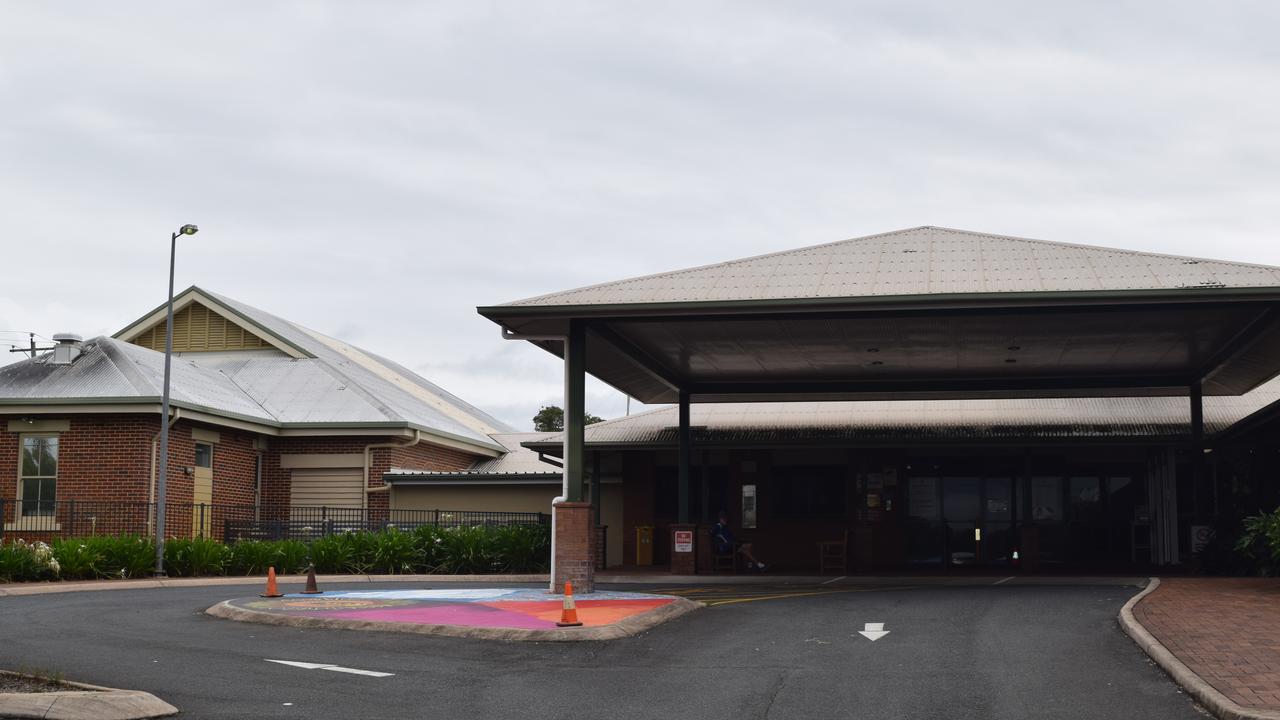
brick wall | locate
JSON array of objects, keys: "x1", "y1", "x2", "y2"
[
  {"x1": 1, "y1": 413, "x2": 486, "y2": 538},
  {"x1": 261, "y1": 436, "x2": 481, "y2": 511}
]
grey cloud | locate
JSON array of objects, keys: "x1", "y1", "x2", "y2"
[{"x1": 4, "y1": 1, "x2": 1280, "y2": 429}]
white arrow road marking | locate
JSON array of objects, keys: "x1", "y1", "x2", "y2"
[
  {"x1": 265, "y1": 659, "x2": 394, "y2": 677},
  {"x1": 858, "y1": 622, "x2": 890, "y2": 641}
]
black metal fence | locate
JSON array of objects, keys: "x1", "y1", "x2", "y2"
[{"x1": 0, "y1": 499, "x2": 548, "y2": 543}]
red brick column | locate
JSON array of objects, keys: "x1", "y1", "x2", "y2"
[
  {"x1": 670, "y1": 523, "x2": 697, "y2": 575},
  {"x1": 554, "y1": 501, "x2": 594, "y2": 593}
]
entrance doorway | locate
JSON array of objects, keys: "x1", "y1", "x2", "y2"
[
  {"x1": 907, "y1": 459, "x2": 1016, "y2": 569},
  {"x1": 193, "y1": 442, "x2": 213, "y2": 537}
]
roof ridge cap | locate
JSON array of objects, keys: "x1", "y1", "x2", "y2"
[
  {"x1": 928, "y1": 226, "x2": 1280, "y2": 271},
  {"x1": 502, "y1": 227, "x2": 932, "y2": 306}
]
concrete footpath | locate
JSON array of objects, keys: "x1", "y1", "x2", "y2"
[
  {"x1": 0, "y1": 671, "x2": 177, "y2": 720},
  {"x1": 1122, "y1": 577, "x2": 1280, "y2": 720}
]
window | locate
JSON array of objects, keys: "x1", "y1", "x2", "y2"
[
  {"x1": 19, "y1": 435, "x2": 58, "y2": 517},
  {"x1": 195, "y1": 443, "x2": 213, "y2": 469}
]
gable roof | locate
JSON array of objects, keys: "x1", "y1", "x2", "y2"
[
  {"x1": 0, "y1": 288, "x2": 513, "y2": 452},
  {"x1": 498, "y1": 226, "x2": 1280, "y2": 309}
]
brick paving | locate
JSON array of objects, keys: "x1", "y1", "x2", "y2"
[{"x1": 1133, "y1": 578, "x2": 1280, "y2": 711}]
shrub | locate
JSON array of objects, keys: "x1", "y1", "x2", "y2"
[
  {"x1": 51, "y1": 538, "x2": 104, "y2": 580},
  {"x1": 435, "y1": 526, "x2": 496, "y2": 574},
  {"x1": 412, "y1": 525, "x2": 448, "y2": 571},
  {"x1": 3, "y1": 524, "x2": 551, "y2": 582},
  {"x1": 489, "y1": 524, "x2": 551, "y2": 573},
  {"x1": 228, "y1": 540, "x2": 276, "y2": 576},
  {"x1": 370, "y1": 528, "x2": 418, "y2": 574},
  {"x1": 164, "y1": 537, "x2": 229, "y2": 577},
  {"x1": 104, "y1": 535, "x2": 157, "y2": 578},
  {"x1": 0, "y1": 540, "x2": 60, "y2": 582},
  {"x1": 49, "y1": 536, "x2": 155, "y2": 580},
  {"x1": 1237, "y1": 506, "x2": 1280, "y2": 576},
  {"x1": 309, "y1": 534, "x2": 354, "y2": 574},
  {"x1": 273, "y1": 540, "x2": 309, "y2": 574}
]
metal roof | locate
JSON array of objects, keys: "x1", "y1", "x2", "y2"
[
  {"x1": 1, "y1": 289, "x2": 515, "y2": 452},
  {"x1": 525, "y1": 377, "x2": 1280, "y2": 448},
  {"x1": 386, "y1": 432, "x2": 561, "y2": 482},
  {"x1": 501, "y1": 226, "x2": 1280, "y2": 308},
  {"x1": 481, "y1": 227, "x2": 1280, "y2": 405}
]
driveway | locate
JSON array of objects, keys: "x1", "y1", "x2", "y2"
[{"x1": 0, "y1": 577, "x2": 1201, "y2": 719}]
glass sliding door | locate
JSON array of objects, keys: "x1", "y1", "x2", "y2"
[{"x1": 906, "y1": 475, "x2": 943, "y2": 565}]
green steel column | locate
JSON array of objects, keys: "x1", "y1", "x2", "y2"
[
  {"x1": 1190, "y1": 380, "x2": 1205, "y2": 522},
  {"x1": 564, "y1": 319, "x2": 586, "y2": 503},
  {"x1": 678, "y1": 390, "x2": 690, "y2": 523},
  {"x1": 593, "y1": 450, "x2": 603, "y2": 526}
]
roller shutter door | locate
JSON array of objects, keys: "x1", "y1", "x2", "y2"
[{"x1": 289, "y1": 468, "x2": 363, "y2": 508}]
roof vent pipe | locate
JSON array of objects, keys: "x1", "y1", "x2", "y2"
[{"x1": 50, "y1": 333, "x2": 83, "y2": 365}]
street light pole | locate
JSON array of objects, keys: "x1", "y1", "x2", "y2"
[{"x1": 155, "y1": 223, "x2": 198, "y2": 577}]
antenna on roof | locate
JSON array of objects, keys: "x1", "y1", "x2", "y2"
[{"x1": 3, "y1": 332, "x2": 55, "y2": 359}]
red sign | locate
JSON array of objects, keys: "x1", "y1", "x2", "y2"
[{"x1": 674, "y1": 530, "x2": 693, "y2": 553}]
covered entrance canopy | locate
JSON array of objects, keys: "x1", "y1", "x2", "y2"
[{"x1": 479, "y1": 227, "x2": 1280, "y2": 586}]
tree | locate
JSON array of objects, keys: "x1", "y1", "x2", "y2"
[{"x1": 532, "y1": 405, "x2": 604, "y2": 432}]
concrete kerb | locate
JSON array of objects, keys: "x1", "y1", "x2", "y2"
[
  {"x1": 0, "y1": 671, "x2": 177, "y2": 720},
  {"x1": 0, "y1": 574, "x2": 551, "y2": 597},
  {"x1": 204, "y1": 595, "x2": 703, "y2": 642},
  {"x1": 1118, "y1": 577, "x2": 1280, "y2": 720}
]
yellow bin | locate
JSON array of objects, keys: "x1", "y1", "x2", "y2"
[{"x1": 635, "y1": 525, "x2": 654, "y2": 566}]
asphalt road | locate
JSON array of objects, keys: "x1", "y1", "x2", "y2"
[{"x1": 0, "y1": 578, "x2": 1202, "y2": 719}]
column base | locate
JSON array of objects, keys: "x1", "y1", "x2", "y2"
[{"x1": 553, "y1": 502, "x2": 595, "y2": 594}]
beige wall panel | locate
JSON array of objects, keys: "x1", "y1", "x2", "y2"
[
  {"x1": 393, "y1": 482, "x2": 625, "y2": 568},
  {"x1": 290, "y1": 468, "x2": 363, "y2": 508},
  {"x1": 392, "y1": 484, "x2": 558, "y2": 514}
]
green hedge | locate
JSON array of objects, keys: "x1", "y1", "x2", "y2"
[{"x1": 0, "y1": 525, "x2": 550, "y2": 583}]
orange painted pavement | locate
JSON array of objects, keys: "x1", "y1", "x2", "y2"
[{"x1": 481, "y1": 599, "x2": 673, "y2": 627}]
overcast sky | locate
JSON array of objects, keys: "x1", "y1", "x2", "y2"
[{"x1": 3, "y1": 2, "x2": 1280, "y2": 430}]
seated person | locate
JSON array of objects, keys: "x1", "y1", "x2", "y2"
[{"x1": 712, "y1": 510, "x2": 766, "y2": 571}]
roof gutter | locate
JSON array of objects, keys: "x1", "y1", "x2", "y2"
[{"x1": 479, "y1": 286, "x2": 1280, "y2": 323}]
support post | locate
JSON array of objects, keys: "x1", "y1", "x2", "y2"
[
  {"x1": 1190, "y1": 381, "x2": 1206, "y2": 525},
  {"x1": 553, "y1": 320, "x2": 593, "y2": 593},
  {"x1": 672, "y1": 390, "x2": 696, "y2": 574},
  {"x1": 565, "y1": 320, "x2": 586, "y2": 503},
  {"x1": 677, "y1": 390, "x2": 691, "y2": 523}
]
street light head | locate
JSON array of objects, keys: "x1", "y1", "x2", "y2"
[{"x1": 179, "y1": 224, "x2": 199, "y2": 236}]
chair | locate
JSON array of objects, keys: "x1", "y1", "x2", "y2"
[
  {"x1": 818, "y1": 530, "x2": 850, "y2": 574},
  {"x1": 710, "y1": 528, "x2": 737, "y2": 573}
]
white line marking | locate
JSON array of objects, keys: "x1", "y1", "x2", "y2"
[
  {"x1": 858, "y1": 622, "x2": 890, "y2": 641},
  {"x1": 821, "y1": 576, "x2": 846, "y2": 585},
  {"x1": 266, "y1": 660, "x2": 331, "y2": 670},
  {"x1": 265, "y1": 659, "x2": 394, "y2": 677},
  {"x1": 992, "y1": 576, "x2": 1016, "y2": 586},
  {"x1": 322, "y1": 666, "x2": 395, "y2": 678}
]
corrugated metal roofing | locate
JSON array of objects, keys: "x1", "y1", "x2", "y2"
[
  {"x1": 201, "y1": 289, "x2": 514, "y2": 438},
  {"x1": 526, "y1": 377, "x2": 1280, "y2": 446},
  {"x1": 503, "y1": 226, "x2": 1280, "y2": 307},
  {"x1": 387, "y1": 433, "x2": 561, "y2": 479},
  {"x1": 1, "y1": 288, "x2": 515, "y2": 451}
]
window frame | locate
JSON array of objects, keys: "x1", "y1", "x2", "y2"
[
  {"x1": 17, "y1": 433, "x2": 59, "y2": 518},
  {"x1": 194, "y1": 442, "x2": 214, "y2": 470}
]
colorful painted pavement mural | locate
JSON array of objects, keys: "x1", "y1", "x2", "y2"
[{"x1": 228, "y1": 589, "x2": 679, "y2": 630}]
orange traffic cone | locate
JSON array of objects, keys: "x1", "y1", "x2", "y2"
[
  {"x1": 301, "y1": 565, "x2": 321, "y2": 594},
  {"x1": 556, "y1": 581, "x2": 583, "y2": 627},
  {"x1": 260, "y1": 566, "x2": 284, "y2": 598}
]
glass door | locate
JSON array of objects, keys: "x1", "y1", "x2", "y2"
[
  {"x1": 943, "y1": 474, "x2": 1013, "y2": 567},
  {"x1": 943, "y1": 476, "x2": 981, "y2": 565}
]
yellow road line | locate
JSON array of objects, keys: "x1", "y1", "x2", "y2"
[{"x1": 701, "y1": 585, "x2": 919, "y2": 607}]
